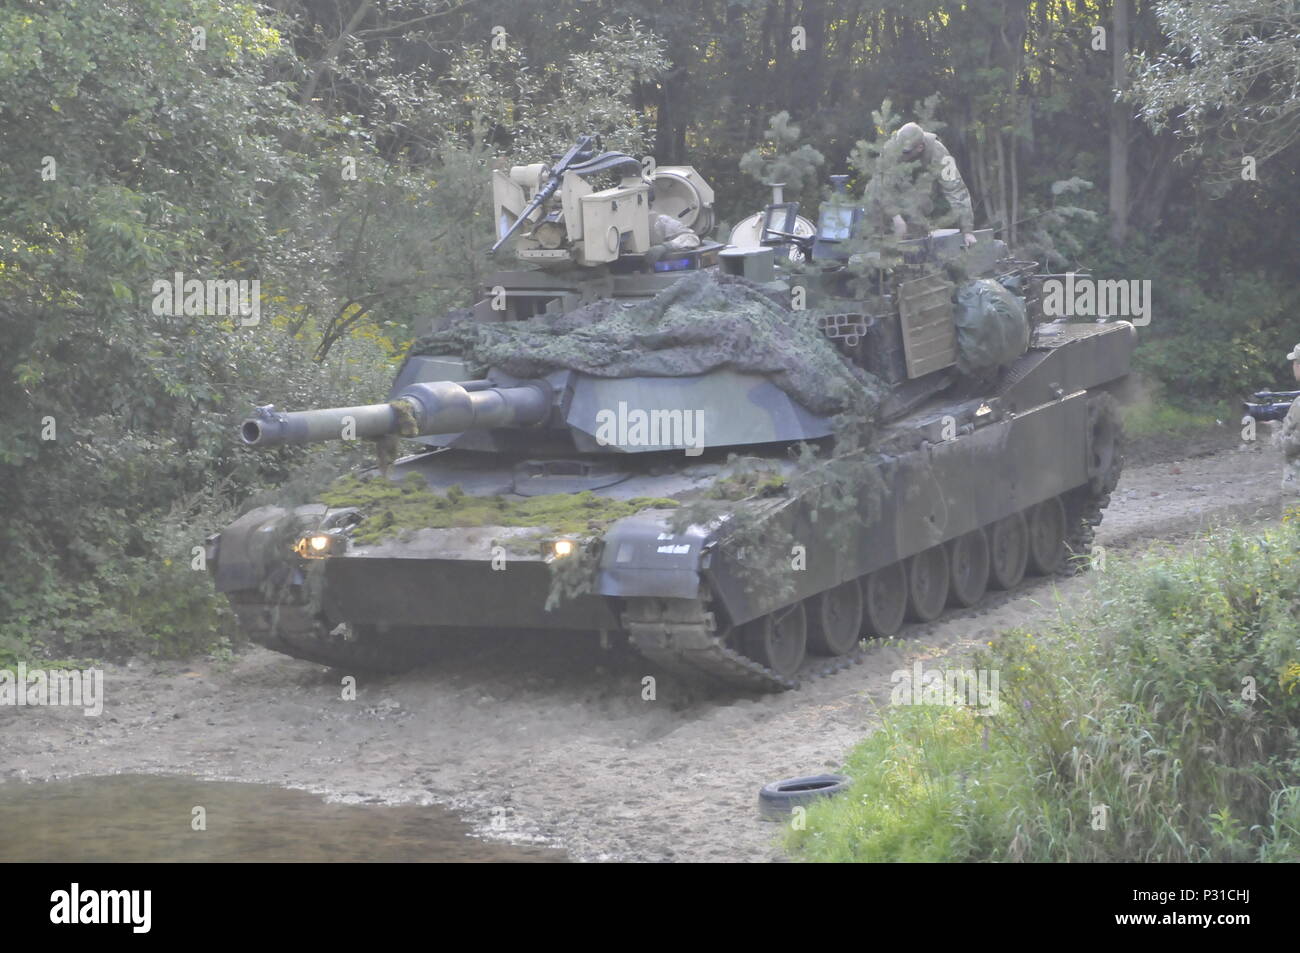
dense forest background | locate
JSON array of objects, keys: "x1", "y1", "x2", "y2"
[{"x1": 1, "y1": 0, "x2": 1297, "y2": 660}]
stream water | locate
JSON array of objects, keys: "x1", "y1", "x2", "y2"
[{"x1": 0, "y1": 774, "x2": 566, "y2": 862}]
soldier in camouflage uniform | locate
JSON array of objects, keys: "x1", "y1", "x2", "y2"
[
  {"x1": 866, "y1": 121, "x2": 977, "y2": 246},
  {"x1": 1281, "y1": 343, "x2": 1300, "y2": 490}
]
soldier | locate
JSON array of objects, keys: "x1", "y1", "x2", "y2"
[
  {"x1": 643, "y1": 208, "x2": 701, "y2": 269},
  {"x1": 1281, "y1": 343, "x2": 1300, "y2": 489},
  {"x1": 867, "y1": 121, "x2": 977, "y2": 246}
]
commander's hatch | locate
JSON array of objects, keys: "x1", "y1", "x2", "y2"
[{"x1": 898, "y1": 272, "x2": 957, "y2": 378}]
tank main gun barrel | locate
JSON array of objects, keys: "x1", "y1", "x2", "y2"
[{"x1": 240, "y1": 379, "x2": 552, "y2": 448}]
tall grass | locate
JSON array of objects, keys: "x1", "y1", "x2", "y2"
[
  {"x1": 789, "y1": 513, "x2": 1300, "y2": 862},
  {"x1": 1120, "y1": 397, "x2": 1228, "y2": 439}
]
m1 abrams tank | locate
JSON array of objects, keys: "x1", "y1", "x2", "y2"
[{"x1": 208, "y1": 140, "x2": 1133, "y2": 692}]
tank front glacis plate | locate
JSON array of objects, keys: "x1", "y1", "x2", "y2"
[{"x1": 318, "y1": 552, "x2": 621, "y2": 631}]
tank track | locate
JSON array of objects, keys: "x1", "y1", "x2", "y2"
[
  {"x1": 624, "y1": 437, "x2": 1125, "y2": 693},
  {"x1": 623, "y1": 598, "x2": 864, "y2": 693},
  {"x1": 1061, "y1": 394, "x2": 1125, "y2": 574},
  {"x1": 1060, "y1": 485, "x2": 1109, "y2": 575}
]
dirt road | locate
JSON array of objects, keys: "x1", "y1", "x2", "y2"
[{"x1": 2, "y1": 429, "x2": 1289, "y2": 862}]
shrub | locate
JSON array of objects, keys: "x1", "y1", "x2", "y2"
[{"x1": 789, "y1": 513, "x2": 1300, "y2": 862}]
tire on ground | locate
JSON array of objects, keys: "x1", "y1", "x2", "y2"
[{"x1": 758, "y1": 774, "x2": 851, "y2": 821}]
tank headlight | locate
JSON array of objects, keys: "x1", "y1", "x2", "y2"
[
  {"x1": 546, "y1": 538, "x2": 576, "y2": 560},
  {"x1": 294, "y1": 532, "x2": 342, "y2": 559},
  {"x1": 531, "y1": 221, "x2": 566, "y2": 250}
]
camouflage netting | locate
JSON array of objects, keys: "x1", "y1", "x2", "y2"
[
  {"x1": 411, "y1": 271, "x2": 885, "y2": 422},
  {"x1": 953, "y1": 278, "x2": 1030, "y2": 375}
]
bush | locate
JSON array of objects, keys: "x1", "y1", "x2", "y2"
[
  {"x1": 0, "y1": 327, "x2": 396, "y2": 666},
  {"x1": 789, "y1": 513, "x2": 1300, "y2": 862},
  {"x1": 1083, "y1": 232, "x2": 1300, "y2": 399}
]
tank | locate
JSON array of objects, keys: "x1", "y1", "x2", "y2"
[{"x1": 208, "y1": 142, "x2": 1134, "y2": 691}]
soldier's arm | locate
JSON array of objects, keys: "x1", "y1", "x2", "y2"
[{"x1": 930, "y1": 139, "x2": 975, "y2": 233}]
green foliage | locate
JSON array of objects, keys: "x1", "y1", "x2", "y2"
[
  {"x1": 544, "y1": 543, "x2": 604, "y2": 613},
  {"x1": 787, "y1": 706, "x2": 1011, "y2": 862},
  {"x1": 1014, "y1": 177, "x2": 1099, "y2": 269},
  {"x1": 789, "y1": 516, "x2": 1300, "y2": 862},
  {"x1": 1121, "y1": 398, "x2": 1228, "y2": 438},
  {"x1": 695, "y1": 457, "x2": 789, "y2": 502},
  {"x1": 317, "y1": 18, "x2": 669, "y2": 346},
  {"x1": 739, "y1": 111, "x2": 825, "y2": 205},
  {"x1": 1130, "y1": 0, "x2": 1300, "y2": 184},
  {"x1": 320, "y1": 473, "x2": 678, "y2": 544},
  {"x1": 0, "y1": 0, "x2": 348, "y2": 661},
  {"x1": 1090, "y1": 235, "x2": 1300, "y2": 397}
]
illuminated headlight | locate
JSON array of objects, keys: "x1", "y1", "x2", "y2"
[
  {"x1": 293, "y1": 532, "x2": 344, "y2": 559},
  {"x1": 531, "y1": 221, "x2": 566, "y2": 250},
  {"x1": 544, "y1": 538, "x2": 577, "y2": 561}
]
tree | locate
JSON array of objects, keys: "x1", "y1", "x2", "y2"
[
  {"x1": 1109, "y1": 0, "x2": 1131, "y2": 244},
  {"x1": 1130, "y1": 0, "x2": 1300, "y2": 184}
]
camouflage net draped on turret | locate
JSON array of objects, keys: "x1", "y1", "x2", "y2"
[{"x1": 411, "y1": 271, "x2": 885, "y2": 423}]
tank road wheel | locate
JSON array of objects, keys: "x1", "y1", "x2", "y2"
[
  {"x1": 1026, "y1": 497, "x2": 1067, "y2": 575},
  {"x1": 947, "y1": 529, "x2": 990, "y2": 608},
  {"x1": 905, "y1": 545, "x2": 950, "y2": 623},
  {"x1": 808, "y1": 580, "x2": 864, "y2": 656},
  {"x1": 988, "y1": 512, "x2": 1029, "y2": 590},
  {"x1": 860, "y1": 562, "x2": 907, "y2": 638},
  {"x1": 742, "y1": 602, "x2": 808, "y2": 678}
]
